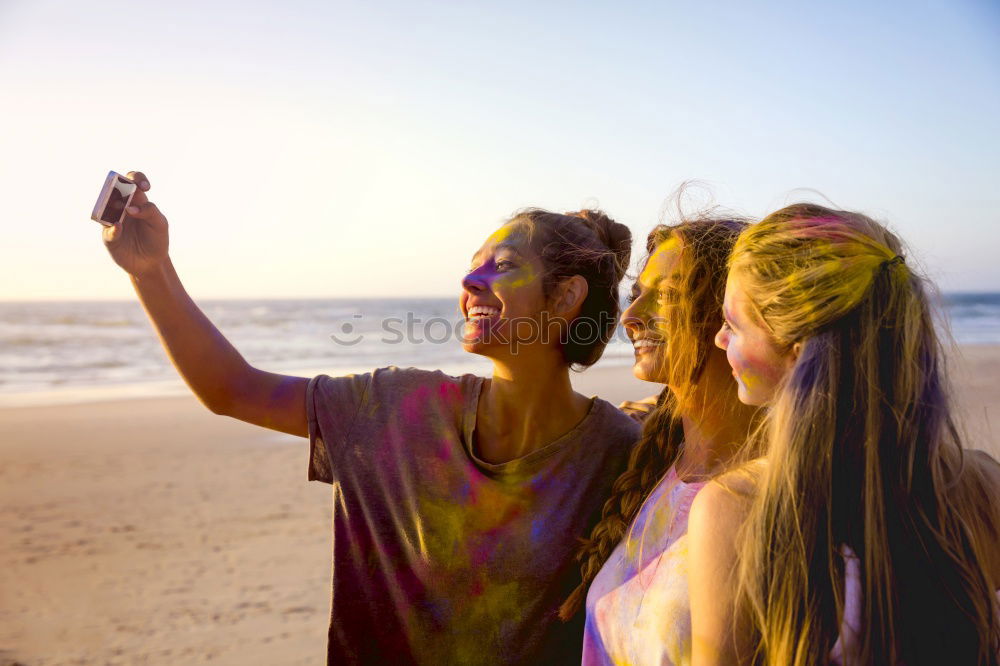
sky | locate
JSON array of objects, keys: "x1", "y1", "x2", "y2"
[{"x1": 1, "y1": 0, "x2": 998, "y2": 300}]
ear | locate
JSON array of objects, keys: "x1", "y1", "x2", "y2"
[
  {"x1": 552, "y1": 275, "x2": 589, "y2": 316},
  {"x1": 788, "y1": 341, "x2": 803, "y2": 366}
]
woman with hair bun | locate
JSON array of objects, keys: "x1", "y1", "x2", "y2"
[
  {"x1": 695, "y1": 203, "x2": 1000, "y2": 665},
  {"x1": 559, "y1": 215, "x2": 759, "y2": 666},
  {"x1": 99, "y1": 171, "x2": 641, "y2": 664}
]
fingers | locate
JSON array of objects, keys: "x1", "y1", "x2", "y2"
[
  {"x1": 129, "y1": 187, "x2": 149, "y2": 207},
  {"x1": 126, "y1": 171, "x2": 151, "y2": 208},
  {"x1": 126, "y1": 171, "x2": 151, "y2": 191},
  {"x1": 618, "y1": 399, "x2": 655, "y2": 422},
  {"x1": 125, "y1": 200, "x2": 162, "y2": 221}
]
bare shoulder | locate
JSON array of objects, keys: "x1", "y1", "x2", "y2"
[
  {"x1": 717, "y1": 457, "x2": 767, "y2": 495},
  {"x1": 696, "y1": 458, "x2": 767, "y2": 509},
  {"x1": 689, "y1": 458, "x2": 767, "y2": 539}
]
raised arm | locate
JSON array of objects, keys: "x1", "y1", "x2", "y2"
[{"x1": 102, "y1": 171, "x2": 308, "y2": 437}]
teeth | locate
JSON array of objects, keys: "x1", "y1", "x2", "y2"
[
  {"x1": 633, "y1": 339, "x2": 663, "y2": 349},
  {"x1": 468, "y1": 306, "x2": 501, "y2": 318}
]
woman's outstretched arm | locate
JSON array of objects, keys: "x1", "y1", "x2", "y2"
[{"x1": 103, "y1": 171, "x2": 308, "y2": 437}]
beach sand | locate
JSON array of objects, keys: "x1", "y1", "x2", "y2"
[{"x1": 1, "y1": 349, "x2": 997, "y2": 666}]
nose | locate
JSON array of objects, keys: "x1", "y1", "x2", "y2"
[
  {"x1": 462, "y1": 269, "x2": 488, "y2": 294},
  {"x1": 620, "y1": 296, "x2": 644, "y2": 337},
  {"x1": 714, "y1": 323, "x2": 729, "y2": 351}
]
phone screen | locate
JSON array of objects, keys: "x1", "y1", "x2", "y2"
[{"x1": 100, "y1": 175, "x2": 137, "y2": 224}]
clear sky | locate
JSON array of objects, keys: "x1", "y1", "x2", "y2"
[{"x1": 1, "y1": 0, "x2": 998, "y2": 300}]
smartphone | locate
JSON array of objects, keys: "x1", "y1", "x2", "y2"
[{"x1": 91, "y1": 171, "x2": 137, "y2": 227}]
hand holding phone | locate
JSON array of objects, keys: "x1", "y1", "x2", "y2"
[
  {"x1": 92, "y1": 171, "x2": 138, "y2": 227},
  {"x1": 97, "y1": 170, "x2": 170, "y2": 277}
]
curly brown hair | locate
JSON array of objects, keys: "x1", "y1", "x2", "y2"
[
  {"x1": 509, "y1": 208, "x2": 632, "y2": 369},
  {"x1": 559, "y1": 214, "x2": 751, "y2": 620}
]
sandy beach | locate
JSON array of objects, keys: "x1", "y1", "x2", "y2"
[{"x1": 1, "y1": 350, "x2": 997, "y2": 666}]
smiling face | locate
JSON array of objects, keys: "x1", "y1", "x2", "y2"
[
  {"x1": 715, "y1": 272, "x2": 797, "y2": 406},
  {"x1": 620, "y1": 238, "x2": 682, "y2": 383},
  {"x1": 460, "y1": 223, "x2": 548, "y2": 359}
]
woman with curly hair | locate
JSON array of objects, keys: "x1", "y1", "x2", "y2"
[{"x1": 560, "y1": 214, "x2": 758, "y2": 666}]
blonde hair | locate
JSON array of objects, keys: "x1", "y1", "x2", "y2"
[
  {"x1": 560, "y1": 215, "x2": 753, "y2": 620},
  {"x1": 730, "y1": 204, "x2": 1000, "y2": 665}
]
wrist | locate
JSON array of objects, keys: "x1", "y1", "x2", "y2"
[{"x1": 130, "y1": 257, "x2": 173, "y2": 285}]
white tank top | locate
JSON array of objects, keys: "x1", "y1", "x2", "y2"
[{"x1": 582, "y1": 465, "x2": 705, "y2": 665}]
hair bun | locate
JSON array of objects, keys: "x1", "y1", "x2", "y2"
[{"x1": 570, "y1": 209, "x2": 632, "y2": 283}]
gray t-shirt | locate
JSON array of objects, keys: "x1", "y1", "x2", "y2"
[{"x1": 306, "y1": 366, "x2": 640, "y2": 665}]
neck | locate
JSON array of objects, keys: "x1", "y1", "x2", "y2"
[
  {"x1": 474, "y1": 349, "x2": 592, "y2": 464},
  {"x1": 674, "y1": 354, "x2": 755, "y2": 480}
]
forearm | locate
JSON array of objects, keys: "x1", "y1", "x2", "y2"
[{"x1": 130, "y1": 256, "x2": 250, "y2": 413}]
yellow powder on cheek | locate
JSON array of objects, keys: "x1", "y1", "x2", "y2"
[
  {"x1": 503, "y1": 261, "x2": 538, "y2": 290},
  {"x1": 738, "y1": 369, "x2": 760, "y2": 391}
]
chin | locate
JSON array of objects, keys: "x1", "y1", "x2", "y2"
[
  {"x1": 632, "y1": 360, "x2": 665, "y2": 384},
  {"x1": 461, "y1": 340, "x2": 489, "y2": 357},
  {"x1": 736, "y1": 386, "x2": 764, "y2": 407}
]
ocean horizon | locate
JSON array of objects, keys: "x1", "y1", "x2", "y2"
[{"x1": 2, "y1": 293, "x2": 998, "y2": 407}]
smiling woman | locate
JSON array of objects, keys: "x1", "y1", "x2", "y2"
[
  {"x1": 692, "y1": 204, "x2": 1000, "y2": 666},
  {"x1": 461, "y1": 209, "x2": 631, "y2": 369},
  {"x1": 558, "y1": 215, "x2": 760, "y2": 666},
  {"x1": 715, "y1": 276, "x2": 798, "y2": 406},
  {"x1": 99, "y1": 172, "x2": 641, "y2": 665}
]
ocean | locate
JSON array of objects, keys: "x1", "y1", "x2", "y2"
[{"x1": 1, "y1": 294, "x2": 998, "y2": 407}]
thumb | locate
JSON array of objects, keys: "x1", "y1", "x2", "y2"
[{"x1": 102, "y1": 219, "x2": 124, "y2": 244}]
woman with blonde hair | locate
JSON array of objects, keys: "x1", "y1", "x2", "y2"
[
  {"x1": 695, "y1": 203, "x2": 1000, "y2": 665},
  {"x1": 559, "y1": 215, "x2": 758, "y2": 665}
]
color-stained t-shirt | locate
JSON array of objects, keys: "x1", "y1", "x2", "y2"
[
  {"x1": 583, "y1": 465, "x2": 705, "y2": 666},
  {"x1": 306, "y1": 366, "x2": 640, "y2": 665}
]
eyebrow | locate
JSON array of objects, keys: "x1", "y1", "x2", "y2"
[
  {"x1": 638, "y1": 271, "x2": 683, "y2": 291},
  {"x1": 470, "y1": 243, "x2": 523, "y2": 265}
]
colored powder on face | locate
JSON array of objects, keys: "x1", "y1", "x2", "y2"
[
  {"x1": 738, "y1": 369, "x2": 760, "y2": 392},
  {"x1": 501, "y1": 261, "x2": 538, "y2": 289},
  {"x1": 471, "y1": 225, "x2": 539, "y2": 290}
]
